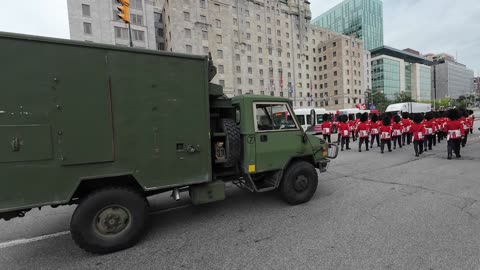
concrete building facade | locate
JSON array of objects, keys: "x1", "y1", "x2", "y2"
[
  {"x1": 67, "y1": 0, "x2": 164, "y2": 49},
  {"x1": 68, "y1": 0, "x2": 369, "y2": 110},
  {"x1": 311, "y1": 0, "x2": 384, "y2": 51},
  {"x1": 371, "y1": 46, "x2": 432, "y2": 101},
  {"x1": 432, "y1": 60, "x2": 475, "y2": 100},
  {"x1": 474, "y1": 77, "x2": 480, "y2": 98}
]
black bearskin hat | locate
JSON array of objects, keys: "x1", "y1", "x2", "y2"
[
  {"x1": 348, "y1": 114, "x2": 355, "y2": 121},
  {"x1": 356, "y1": 112, "x2": 362, "y2": 119},
  {"x1": 413, "y1": 113, "x2": 424, "y2": 124},
  {"x1": 382, "y1": 115, "x2": 391, "y2": 126},
  {"x1": 447, "y1": 109, "x2": 460, "y2": 120},
  {"x1": 370, "y1": 113, "x2": 378, "y2": 122},
  {"x1": 402, "y1": 112, "x2": 410, "y2": 119},
  {"x1": 425, "y1": 111, "x2": 434, "y2": 121},
  {"x1": 323, "y1": 113, "x2": 330, "y2": 121},
  {"x1": 393, "y1": 115, "x2": 401, "y2": 123},
  {"x1": 341, "y1": 114, "x2": 349, "y2": 123},
  {"x1": 360, "y1": 112, "x2": 368, "y2": 122},
  {"x1": 468, "y1": 110, "x2": 474, "y2": 116}
]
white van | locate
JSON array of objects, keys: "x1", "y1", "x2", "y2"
[
  {"x1": 386, "y1": 102, "x2": 431, "y2": 114},
  {"x1": 294, "y1": 108, "x2": 327, "y2": 131}
]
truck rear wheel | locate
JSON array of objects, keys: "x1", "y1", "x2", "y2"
[
  {"x1": 280, "y1": 161, "x2": 318, "y2": 205},
  {"x1": 220, "y1": 118, "x2": 241, "y2": 167},
  {"x1": 70, "y1": 187, "x2": 148, "y2": 254}
]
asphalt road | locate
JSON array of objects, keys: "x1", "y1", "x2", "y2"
[{"x1": 1, "y1": 121, "x2": 479, "y2": 270}]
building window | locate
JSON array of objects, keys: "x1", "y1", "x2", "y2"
[
  {"x1": 184, "y1": 12, "x2": 190, "y2": 21},
  {"x1": 237, "y1": 78, "x2": 242, "y2": 85},
  {"x1": 216, "y1": 34, "x2": 222, "y2": 44},
  {"x1": 335, "y1": 100, "x2": 339, "y2": 105},
  {"x1": 218, "y1": 65, "x2": 224, "y2": 74},
  {"x1": 157, "y1": 43, "x2": 165, "y2": 50},
  {"x1": 185, "y1": 45, "x2": 192, "y2": 53},
  {"x1": 333, "y1": 51, "x2": 337, "y2": 57},
  {"x1": 216, "y1": 19, "x2": 222, "y2": 28},
  {"x1": 200, "y1": 15, "x2": 207, "y2": 24},
  {"x1": 114, "y1": 26, "x2": 128, "y2": 39},
  {"x1": 217, "y1": 50, "x2": 223, "y2": 59},
  {"x1": 219, "y1": 80, "x2": 225, "y2": 87},
  {"x1": 334, "y1": 71, "x2": 338, "y2": 76},
  {"x1": 131, "y1": 14, "x2": 144, "y2": 25},
  {"x1": 185, "y1": 28, "x2": 191, "y2": 38},
  {"x1": 201, "y1": 30, "x2": 208, "y2": 40},
  {"x1": 130, "y1": 0, "x2": 143, "y2": 10},
  {"x1": 333, "y1": 61, "x2": 337, "y2": 67},
  {"x1": 200, "y1": 0, "x2": 206, "y2": 8},
  {"x1": 132, "y1": 30, "x2": 145, "y2": 41},
  {"x1": 214, "y1": 4, "x2": 220, "y2": 12},
  {"x1": 83, "y1": 22, "x2": 92, "y2": 35},
  {"x1": 82, "y1": 4, "x2": 90, "y2": 17}
]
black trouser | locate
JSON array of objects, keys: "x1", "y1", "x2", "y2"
[
  {"x1": 437, "y1": 132, "x2": 442, "y2": 143},
  {"x1": 424, "y1": 135, "x2": 434, "y2": 150},
  {"x1": 462, "y1": 133, "x2": 468, "y2": 147},
  {"x1": 380, "y1": 139, "x2": 391, "y2": 152},
  {"x1": 402, "y1": 133, "x2": 412, "y2": 145},
  {"x1": 337, "y1": 133, "x2": 341, "y2": 145},
  {"x1": 358, "y1": 137, "x2": 369, "y2": 151},
  {"x1": 323, "y1": 134, "x2": 331, "y2": 143},
  {"x1": 470, "y1": 128, "x2": 473, "y2": 134},
  {"x1": 448, "y1": 139, "x2": 461, "y2": 157},
  {"x1": 432, "y1": 133, "x2": 437, "y2": 146},
  {"x1": 351, "y1": 131, "x2": 356, "y2": 141},
  {"x1": 341, "y1": 137, "x2": 350, "y2": 150},
  {"x1": 370, "y1": 134, "x2": 380, "y2": 147},
  {"x1": 393, "y1": 136, "x2": 402, "y2": 149},
  {"x1": 413, "y1": 140, "x2": 424, "y2": 155}
]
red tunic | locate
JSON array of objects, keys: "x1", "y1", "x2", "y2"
[
  {"x1": 347, "y1": 120, "x2": 356, "y2": 131},
  {"x1": 424, "y1": 119, "x2": 436, "y2": 135},
  {"x1": 379, "y1": 125, "x2": 392, "y2": 140},
  {"x1": 444, "y1": 120, "x2": 465, "y2": 139},
  {"x1": 401, "y1": 118, "x2": 412, "y2": 133},
  {"x1": 338, "y1": 122, "x2": 350, "y2": 137},
  {"x1": 369, "y1": 122, "x2": 380, "y2": 135},
  {"x1": 320, "y1": 121, "x2": 332, "y2": 135},
  {"x1": 391, "y1": 122, "x2": 403, "y2": 137},
  {"x1": 356, "y1": 122, "x2": 370, "y2": 138},
  {"x1": 410, "y1": 123, "x2": 426, "y2": 141}
]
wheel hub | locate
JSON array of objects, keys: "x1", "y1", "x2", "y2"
[
  {"x1": 95, "y1": 206, "x2": 131, "y2": 236},
  {"x1": 294, "y1": 175, "x2": 309, "y2": 192}
]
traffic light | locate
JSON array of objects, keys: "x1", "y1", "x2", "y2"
[{"x1": 117, "y1": 0, "x2": 130, "y2": 23}]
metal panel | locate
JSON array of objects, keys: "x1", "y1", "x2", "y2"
[{"x1": 0, "y1": 125, "x2": 53, "y2": 163}]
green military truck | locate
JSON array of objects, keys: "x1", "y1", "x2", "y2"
[{"x1": 0, "y1": 32, "x2": 337, "y2": 254}]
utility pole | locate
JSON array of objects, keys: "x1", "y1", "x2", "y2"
[{"x1": 117, "y1": 0, "x2": 133, "y2": 47}]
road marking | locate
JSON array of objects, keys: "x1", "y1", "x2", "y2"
[{"x1": 0, "y1": 231, "x2": 70, "y2": 249}]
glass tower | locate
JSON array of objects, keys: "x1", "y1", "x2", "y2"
[
  {"x1": 311, "y1": 0, "x2": 383, "y2": 51},
  {"x1": 372, "y1": 58, "x2": 401, "y2": 99}
]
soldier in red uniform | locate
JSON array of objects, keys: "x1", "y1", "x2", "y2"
[
  {"x1": 423, "y1": 112, "x2": 436, "y2": 151},
  {"x1": 460, "y1": 109, "x2": 470, "y2": 148},
  {"x1": 469, "y1": 110, "x2": 475, "y2": 134},
  {"x1": 379, "y1": 116, "x2": 393, "y2": 154},
  {"x1": 356, "y1": 113, "x2": 370, "y2": 152},
  {"x1": 338, "y1": 115, "x2": 351, "y2": 151},
  {"x1": 410, "y1": 113, "x2": 426, "y2": 157},
  {"x1": 348, "y1": 114, "x2": 356, "y2": 142},
  {"x1": 320, "y1": 113, "x2": 332, "y2": 143},
  {"x1": 401, "y1": 112, "x2": 412, "y2": 146},
  {"x1": 391, "y1": 115, "x2": 403, "y2": 149},
  {"x1": 444, "y1": 108, "x2": 465, "y2": 159},
  {"x1": 369, "y1": 114, "x2": 380, "y2": 148}
]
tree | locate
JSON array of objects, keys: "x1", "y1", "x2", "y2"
[
  {"x1": 394, "y1": 92, "x2": 415, "y2": 103},
  {"x1": 371, "y1": 90, "x2": 392, "y2": 112}
]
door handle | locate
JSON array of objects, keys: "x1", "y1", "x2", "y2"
[{"x1": 260, "y1": 135, "x2": 268, "y2": 142}]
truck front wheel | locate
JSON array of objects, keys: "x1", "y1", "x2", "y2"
[
  {"x1": 70, "y1": 187, "x2": 148, "y2": 254},
  {"x1": 280, "y1": 161, "x2": 318, "y2": 205}
]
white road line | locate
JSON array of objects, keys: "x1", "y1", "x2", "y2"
[{"x1": 0, "y1": 231, "x2": 70, "y2": 249}]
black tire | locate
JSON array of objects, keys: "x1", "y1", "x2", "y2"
[
  {"x1": 70, "y1": 187, "x2": 149, "y2": 254},
  {"x1": 280, "y1": 161, "x2": 318, "y2": 205},
  {"x1": 220, "y1": 118, "x2": 241, "y2": 167}
]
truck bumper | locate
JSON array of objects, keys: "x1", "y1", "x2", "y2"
[{"x1": 316, "y1": 160, "x2": 330, "y2": 173}]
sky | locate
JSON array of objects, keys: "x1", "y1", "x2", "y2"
[{"x1": 0, "y1": 0, "x2": 478, "y2": 75}]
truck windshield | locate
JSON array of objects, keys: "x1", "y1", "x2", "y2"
[{"x1": 256, "y1": 103, "x2": 298, "y2": 131}]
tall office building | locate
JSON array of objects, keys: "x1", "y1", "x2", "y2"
[
  {"x1": 474, "y1": 77, "x2": 480, "y2": 99},
  {"x1": 371, "y1": 46, "x2": 432, "y2": 101},
  {"x1": 68, "y1": 0, "x2": 370, "y2": 110},
  {"x1": 67, "y1": 0, "x2": 165, "y2": 50},
  {"x1": 431, "y1": 60, "x2": 474, "y2": 100},
  {"x1": 311, "y1": 0, "x2": 383, "y2": 51}
]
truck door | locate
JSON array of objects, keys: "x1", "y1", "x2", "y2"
[{"x1": 254, "y1": 102, "x2": 304, "y2": 172}]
